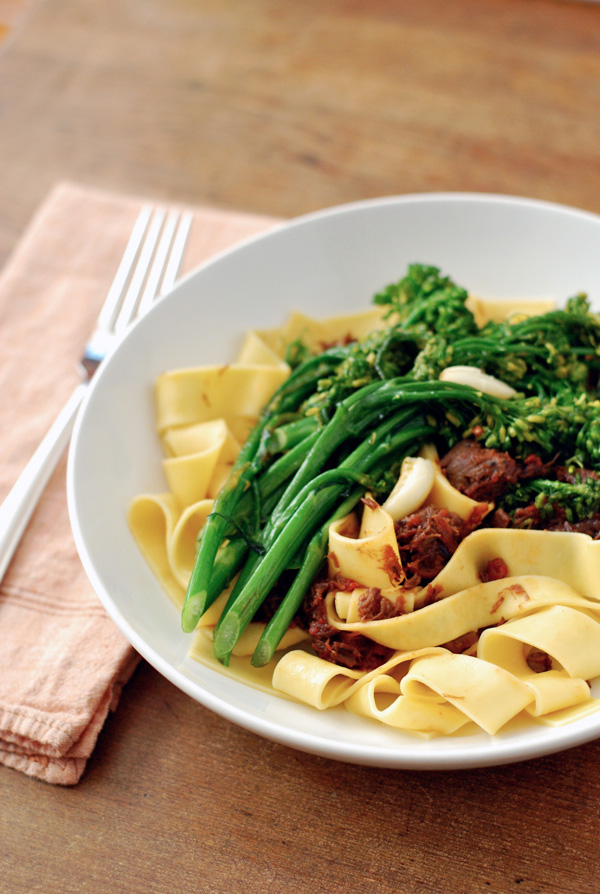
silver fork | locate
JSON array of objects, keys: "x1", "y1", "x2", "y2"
[{"x1": 0, "y1": 205, "x2": 192, "y2": 582}]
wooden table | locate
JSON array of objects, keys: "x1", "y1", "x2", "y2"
[{"x1": 1, "y1": 1, "x2": 600, "y2": 891}]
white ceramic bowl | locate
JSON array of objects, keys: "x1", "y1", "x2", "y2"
[{"x1": 68, "y1": 193, "x2": 600, "y2": 769}]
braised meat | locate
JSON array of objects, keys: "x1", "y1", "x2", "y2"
[
  {"x1": 394, "y1": 506, "x2": 466, "y2": 587},
  {"x1": 301, "y1": 580, "x2": 395, "y2": 671},
  {"x1": 440, "y1": 439, "x2": 523, "y2": 502}
]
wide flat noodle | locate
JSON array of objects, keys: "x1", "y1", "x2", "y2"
[
  {"x1": 272, "y1": 524, "x2": 600, "y2": 736},
  {"x1": 420, "y1": 443, "x2": 492, "y2": 521},
  {"x1": 479, "y1": 605, "x2": 600, "y2": 716},
  {"x1": 272, "y1": 647, "x2": 443, "y2": 711},
  {"x1": 431, "y1": 528, "x2": 600, "y2": 600},
  {"x1": 274, "y1": 604, "x2": 600, "y2": 736},
  {"x1": 128, "y1": 496, "x2": 214, "y2": 606},
  {"x1": 273, "y1": 558, "x2": 600, "y2": 735},
  {"x1": 273, "y1": 645, "x2": 533, "y2": 735},
  {"x1": 155, "y1": 363, "x2": 290, "y2": 443},
  {"x1": 162, "y1": 419, "x2": 241, "y2": 506},
  {"x1": 400, "y1": 652, "x2": 533, "y2": 735},
  {"x1": 327, "y1": 500, "x2": 404, "y2": 591},
  {"x1": 345, "y1": 674, "x2": 470, "y2": 737},
  {"x1": 235, "y1": 330, "x2": 287, "y2": 366},
  {"x1": 255, "y1": 307, "x2": 390, "y2": 359},
  {"x1": 324, "y1": 575, "x2": 600, "y2": 651},
  {"x1": 465, "y1": 295, "x2": 556, "y2": 327},
  {"x1": 128, "y1": 413, "x2": 235, "y2": 607}
]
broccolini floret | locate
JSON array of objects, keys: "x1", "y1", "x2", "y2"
[
  {"x1": 499, "y1": 474, "x2": 600, "y2": 524},
  {"x1": 373, "y1": 263, "x2": 479, "y2": 340}
]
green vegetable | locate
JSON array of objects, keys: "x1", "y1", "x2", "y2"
[
  {"x1": 449, "y1": 299, "x2": 600, "y2": 397},
  {"x1": 500, "y1": 473, "x2": 600, "y2": 523},
  {"x1": 181, "y1": 345, "x2": 352, "y2": 630},
  {"x1": 373, "y1": 263, "x2": 478, "y2": 340}
]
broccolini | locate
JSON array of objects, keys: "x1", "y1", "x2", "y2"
[{"x1": 181, "y1": 264, "x2": 600, "y2": 667}]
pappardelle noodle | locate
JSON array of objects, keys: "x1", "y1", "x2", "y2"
[{"x1": 129, "y1": 264, "x2": 600, "y2": 738}]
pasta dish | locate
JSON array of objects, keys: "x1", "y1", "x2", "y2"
[{"x1": 128, "y1": 264, "x2": 600, "y2": 738}]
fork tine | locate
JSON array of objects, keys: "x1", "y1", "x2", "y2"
[
  {"x1": 137, "y1": 210, "x2": 180, "y2": 315},
  {"x1": 114, "y1": 208, "x2": 167, "y2": 336},
  {"x1": 96, "y1": 205, "x2": 154, "y2": 332},
  {"x1": 113, "y1": 207, "x2": 192, "y2": 334},
  {"x1": 160, "y1": 210, "x2": 193, "y2": 295},
  {"x1": 137, "y1": 209, "x2": 191, "y2": 316}
]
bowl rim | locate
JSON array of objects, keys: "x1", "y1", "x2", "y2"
[{"x1": 67, "y1": 190, "x2": 600, "y2": 769}]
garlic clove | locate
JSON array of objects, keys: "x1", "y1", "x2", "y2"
[
  {"x1": 382, "y1": 456, "x2": 435, "y2": 521},
  {"x1": 439, "y1": 365, "x2": 517, "y2": 399}
]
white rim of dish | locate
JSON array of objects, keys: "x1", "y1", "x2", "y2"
[{"x1": 67, "y1": 191, "x2": 600, "y2": 769}]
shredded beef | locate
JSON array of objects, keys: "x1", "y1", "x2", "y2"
[
  {"x1": 492, "y1": 503, "x2": 600, "y2": 539},
  {"x1": 491, "y1": 508, "x2": 511, "y2": 528},
  {"x1": 440, "y1": 441, "x2": 600, "y2": 535},
  {"x1": 311, "y1": 633, "x2": 393, "y2": 671},
  {"x1": 440, "y1": 440, "x2": 521, "y2": 501},
  {"x1": 440, "y1": 439, "x2": 553, "y2": 503},
  {"x1": 301, "y1": 445, "x2": 600, "y2": 671},
  {"x1": 441, "y1": 630, "x2": 479, "y2": 654},
  {"x1": 555, "y1": 466, "x2": 599, "y2": 485},
  {"x1": 546, "y1": 512, "x2": 600, "y2": 538},
  {"x1": 526, "y1": 649, "x2": 553, "y2": 674},
  {"x1": 394, "y1": 506, "x2": 465, "y2": 587},
  {"x1": 357, "y1": 588, "x2": 407, "y2": 622},
  {"x1": 512, "y1": 504, "x2": 541, "y2": 528},
  {"x1": 520, "y1": 453, "x2": 555, "y2": 482},
  {"x1": 481, "y1": 557, "x2": 509, "y2": 582},
  {"x1": 301, "y1": 579, "x2": 394, "y2": 671}
]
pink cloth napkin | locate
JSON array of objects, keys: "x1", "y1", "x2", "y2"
[{"x1": 0, "y1": 181, "x2": 276, "y2": 784}]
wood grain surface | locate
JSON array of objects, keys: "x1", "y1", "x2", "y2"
[
  {"x1": 1, "y1": 0, "x2": 600, "y2": 268},
  {"x1": 1, "y1": 1, "x2": 600, "y2": 892}
]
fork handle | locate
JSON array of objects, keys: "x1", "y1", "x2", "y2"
[{"x1": 0, "y1": 383, "x2": 87, "y2": 582}]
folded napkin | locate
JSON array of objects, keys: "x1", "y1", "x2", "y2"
[{"x1": 0, "y1": 181, "x2": 277, "y2": 784}]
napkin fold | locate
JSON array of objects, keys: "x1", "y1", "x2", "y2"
[{"x1": 0, "y1": 181, "x2": 277, "y2": 784}]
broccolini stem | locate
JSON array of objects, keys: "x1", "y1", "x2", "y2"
[
  {"x1": 212, "y1": 469, "x2": 375, "y2": 664},
  {"x1": 183, "y1": 429, "x2": 322, "y2": 631},
  {"x1": 208, "y1": 406, "x2": 425, "y2": 635},
  {"x1": 201, "y1": 537, "x2": 249, "y2": 614},
  {"x1": 250, "y1": 487, "x2": 365, "y2": 667},
  {"x1": 181, "y1": 348, "x2": 350, "y2": 631},
  {"x1": 265, "y1": 379, "x2": 441, "y2": 533},
  {"x1": 236, "y1": 428, "x2": 322, "y2": 524},
  {"x1": 262, "y1": 416, "x2": 320, "y2": 455},
  {"x1": 212, "y1": 420, "x2": 435, "y2": 664}
]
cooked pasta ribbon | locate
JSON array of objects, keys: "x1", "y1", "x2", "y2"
[
  {"x1": 273, "y1": 534, "x2": 600, "y2": 734},
  {"x1": 271, "y1": 488, "x2": 600, "y2": 734},
  {"x1": 328, "y1": 498, "x2": 405, "y2": 591},
  {"x1": 128, "y1": 496, "x2": 214, "y2": 606},
  {"x1": 322, "y1": 576, "x2": 598, "y2": 651},
  {"x1": 419, "y1": 443, "x2": 493, "y2": 521},
  {"x1": 155, "y1": 363, "x2": 290, "y2": 444},
  {"x1": 255, "y1": 307, "x2": 389, "y2": 358}
]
